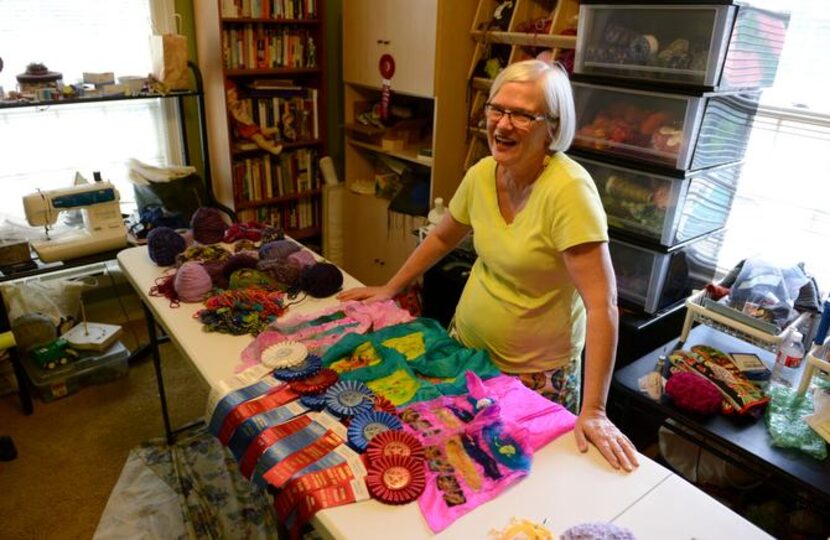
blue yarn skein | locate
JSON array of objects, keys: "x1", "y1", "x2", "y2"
[
  {"x1": 259, "y1": 239, "x2": 301, "y2": 262},
  {"x1": 147, "y1": 226, "x2": 187, "y2": 266}
]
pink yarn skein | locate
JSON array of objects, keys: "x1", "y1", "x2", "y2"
[{"x1": 174, "y1": 261, "x2": 213, "y2": 302}]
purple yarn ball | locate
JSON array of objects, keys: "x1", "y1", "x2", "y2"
[
  {"x1": 191, "y1": 207, "x2": 228, "y2": 245},
  {"x1": 257, "y1": 258, "x2": 302, "y2": 288},
  {"x1": 222, "y1": 253, "x2": 259, "y2": 279},
  {"x1": 259, "y1": 239, "x2": 301, "y2": 262},
  {"x1": 201, "y1": 260, "x2": 229, "y2": 289},
  {"x1": 560, "y1": 522, "x2": 637, "y2": 540},
  {"x1": 288, "y1": 250, "x2": 317, "y2": 269},
  {"x1": 300, "y1": 263, "x2": 343, "y2": 298},
  {"x1": 174, "y1": 261, "x2": 214, "y2": 302},
  {"x1": 147, "y1": 226, "x2": 186, "y2": 266}
]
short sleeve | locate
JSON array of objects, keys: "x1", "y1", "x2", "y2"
[
  {"x1": 448, "y1": 165, "x2": 476, "y2": 225},
  {"x1": 550, "y1": 176, "x2": 608, "y2": 251}
]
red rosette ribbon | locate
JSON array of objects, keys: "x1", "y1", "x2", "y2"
[
  {"x1": 289, "y1": 368, "x2": 338, "y2": 395},
  {"x1": 366, "y1": 455, "x2": 425, "y2": 505}
]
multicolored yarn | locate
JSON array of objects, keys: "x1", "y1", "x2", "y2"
[
  {"x1": 196, "y1": 288, "x2": 286, "y2": 335},
  {"x1": 146, "y1": 226, "x2": 186, "y2": 266},
  {"x1": 228, "y1": 268, "x2": 276, "y2": 290},
  {"x1": 300, "y1": 263, "x2": 343, "y2": 298},
  {"x1": 259, "y1": 239, "x2": 301, "y2": 262},
  {"x1": 233, "y1": 239, "x2": 258, "y2": 253},
  {"x1": 223, "y1": 221, "x2": 265, "y2": 243},
  {"x1": 149, "y1": 272, "x2": 181, "y2": 307},
  {"x1": 288, "y1": 250, "x2": 317, "y2": 269},
  {"x1": 260, "y1": 225, "x2": 284, "y2": 244},
  {"x1": 174, "y1": 261, "x2": 214, "y2": 303},
  {"x1": 176, "y1": 244, "x2": 231, "y2": 266},
  {"x1": 201, "y1": 260, "x2": 229, "y2": 290},
  {"x1": 257, "y1": 258, "x2": 302, "y2": 289},
  {"x1": 222, "y1": 253, "x2": 260, "y2": 279},
  {"x1": 191, "y1": 207, "x2": 228, "y2": 244}
]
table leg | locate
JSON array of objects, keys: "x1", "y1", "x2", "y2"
[
  {"x1": 9, "y1": 348, "x2": 33, "y2": 415},
  {"x1": 142, "y1": 302, "x2": 174, "y2": 445}
]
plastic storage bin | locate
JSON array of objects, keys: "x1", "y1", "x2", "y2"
[
  {"x1": 610, "y1": 232, "x2": 723, "y2": 314},
  {"x1": 573, "y1": 155, "x2": 741, "y2": 247},
  {"x1": 572, "y1": 81, "x2": 759, "y2": 171},
  {"x1": 574, "y1": 3, "x2": 789, "y2": 91},
  {"x1": 21, "y1": 341, "x2": 130, "y2": 402}
]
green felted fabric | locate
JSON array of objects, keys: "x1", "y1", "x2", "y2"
[
  {"x1": 321, "y1": 318, "x2": 500, "y2": 406},
  {"x1": 765, "y1": 385, "x2": 827, "y2": 460}
]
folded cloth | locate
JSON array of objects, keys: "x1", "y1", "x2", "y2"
[{"x1": 127, "y1": 158, "x2": 197, "y2": 185}]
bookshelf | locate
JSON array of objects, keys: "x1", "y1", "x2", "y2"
[
  {"x1": 464, "y1": 0, "x2": 580, "y2": 169},
  {"x1": 196, "y1": 0, "x2": 327, "y2": 244}
]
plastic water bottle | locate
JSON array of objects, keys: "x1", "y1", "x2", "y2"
[
  {"x1": 776, "y1": 329, "x2": 805, "y2": 369},
  {"x1": 428, "y1": 197, "x2": 446, "y2": 227}
]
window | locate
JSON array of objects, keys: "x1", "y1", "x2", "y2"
[
  {"x1": 717, "y1": 0, "x2": 830, "y2": 286},
  {"x1": 0, "y1": 0, "x2": 180, "y2": 221}
]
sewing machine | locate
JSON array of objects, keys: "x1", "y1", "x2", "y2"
[{"x1": 23, "y1": 182, "x2": 127, "y2": 262}]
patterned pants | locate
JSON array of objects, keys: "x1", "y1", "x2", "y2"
[
  {"x1": 513, "y1": 360, "x2": 581, "y2": 415},
  {"x1": 448, "y1": 321, "x2": 582, "y2": 414}
]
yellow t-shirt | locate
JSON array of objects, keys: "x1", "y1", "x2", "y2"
[{"x1": 448, "y1": 153, "x2": 608, "y2": 373}]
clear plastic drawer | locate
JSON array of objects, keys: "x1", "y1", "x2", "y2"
[
  {"x1": 574, "y1": 4, "x2": 789, "y2": 91},
  {"x1": 610, "y1": 232, "x2": 723, "y2": 314},
  {"x1": 574, "y1": 156, "x2": 741, "y2": 247},
  {"x1": 572, "y1": 81, "x2": 759, "y2": 171}
]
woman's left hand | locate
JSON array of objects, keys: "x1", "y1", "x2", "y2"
[{"x1": 574, "y1": 408, "x2": 639, "y2": 472}]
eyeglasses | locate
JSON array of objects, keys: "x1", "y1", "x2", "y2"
[{"x1": 483, "y1": 102, "x2": 551, "y2": 129}]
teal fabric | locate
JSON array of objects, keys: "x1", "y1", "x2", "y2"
[{"x1": 321, "y1": 318, "x2": 500, "y2": 405}]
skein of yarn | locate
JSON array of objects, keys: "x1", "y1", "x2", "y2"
[
  {"x1": 201, "y1": 260, "x2": 229, "y2": 290},
  {"x1": 288, "y1": 250, "x2": 317, "y2": 270},
  {"x1": 147, "y1": 226, "x2": 186, "y2": 266},
  {"x1": 300, "y1": 263, "x2": 343, "y2": 298},
  {"x1": 258, "y1": 258, "x2": 302, "y2": 289},
  {"x1": 174, "y1": 261, "x2": 214, "y2": 302},
  {"x1": 191, "y1": 207, "x2": 228, "y2": 244},
  {"x1": 259, "y1": 239, "x2": 301, "y2": 262},
  {"x1": 260, "y1": 225, "x2": 285, "y2": 244},
  {"x1": 222, "y1": 253, "x2": 260, "y2": 279}
]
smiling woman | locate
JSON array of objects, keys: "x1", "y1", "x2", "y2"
[
  {"x1": 0, "y1": 0, "x2": 181, "y2": 221},
  {"x1": 339, "y1": 60, "x2": 639, "y2": 473}
]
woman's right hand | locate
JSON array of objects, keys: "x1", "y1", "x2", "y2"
[{"x1": 337, "y1": 285, "x2": 397, "y2": 303}]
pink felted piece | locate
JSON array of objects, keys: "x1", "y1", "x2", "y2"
[
  {"x1": 236, "y1": 300, "x2": 414, "y2": 372},
  {"x1": 665, "y1": 371, "x2": 723, "y2": 415}
]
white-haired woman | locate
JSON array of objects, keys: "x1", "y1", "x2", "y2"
[{"x1": 340, "y1": 59, "x2": 638, "y2": 472}]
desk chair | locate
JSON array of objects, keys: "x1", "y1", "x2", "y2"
[{"x1": 0, "y1": 331, "x2": 19, "y2": 461}]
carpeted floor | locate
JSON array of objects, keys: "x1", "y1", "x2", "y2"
[{"x1": 0, "y1": 317, "x2": 210, "y2": 539}]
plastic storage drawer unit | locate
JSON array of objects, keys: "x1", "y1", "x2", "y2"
[
  {"x1": 574, "y1": 3, "x2": 789, "y2": 91},
  {"x1": 572, "y1": 81, "x2": 759, "y2": 171},
  {"x1": 610, "y1": 232, "x2": 723, "y2": 315},
  {"x1": 21, "y1": 341, "x2": 130, "y2": 402},
  {"x1": 574, "y1": 155, "x2": 741, "y2": 247}
]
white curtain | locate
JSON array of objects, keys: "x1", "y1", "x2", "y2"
[{"x1": 0, "y1": 0, "x2": 182, "y2": 219}]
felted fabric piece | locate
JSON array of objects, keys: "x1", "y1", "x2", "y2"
[
  {"x1": 237, "y1": 300, "x2": 413, "y2": 372},
  {"x1": 403, "y1": 372, "x2": 575, "y2": 533},
  {"x1": 321, "y1": 318, "x2": 501, "y2": 406}
]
